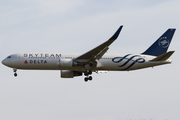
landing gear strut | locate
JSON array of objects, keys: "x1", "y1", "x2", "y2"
[
  {"x1": 13, "y1": 68, "x2": 17, "y2": 77},
  {"x1": 84, "y1": 70, "x2": 92, "y2": 82}
]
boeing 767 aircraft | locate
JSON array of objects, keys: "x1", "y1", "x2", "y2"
[{"x1": 2, "y1": 26, "x2": 176, "y2": 82}]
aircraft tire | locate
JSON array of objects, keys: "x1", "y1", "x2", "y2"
[
  {"x1": 84, "y1": 77, "x2": 88, "y2": 82},
  {"x1": 84, "y1": 72, "x2": 88, "y2": 76},
  {"x1": 88, "y1": 70, "x2": 92, "y2": 75},
  {"x1": 89, "y1": 76, "x2": 92, "y2": 80},
  {"x1": 14, "y1": 73, "x2": 17, "y2": 77}
]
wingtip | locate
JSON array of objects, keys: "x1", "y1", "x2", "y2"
[{"x1": 109, "y1": 25, "x2": 123, "y2": 40}]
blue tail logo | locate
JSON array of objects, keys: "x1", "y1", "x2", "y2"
[{"x1": 158, "y1": 37, "x2": 169, "y2": 48}]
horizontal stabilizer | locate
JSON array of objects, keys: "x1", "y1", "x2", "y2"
[{"x1": 150, "y1": 51, "x2": 175, "y2": 62}]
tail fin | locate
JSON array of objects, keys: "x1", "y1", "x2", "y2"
[{"x1": 142, "y1": 29, "x2": 176, "y2": 56}]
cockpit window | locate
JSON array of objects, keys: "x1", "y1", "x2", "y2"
[{"x1": 7, "y1": 56, "x2": 11, "y2": 58}]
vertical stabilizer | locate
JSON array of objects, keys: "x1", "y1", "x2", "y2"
[{"x1": 142, "y1": 29, "x2": 176, "y2": 56}]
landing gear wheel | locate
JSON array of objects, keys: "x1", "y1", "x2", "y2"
[
  {"x1": 84, "y1": 70, "x2": 93, "y2": 82},
  {"x1": 13, "y1": 68, "x2": 17, "y2": 77},
  {"x1": 84, "y1": 77, "x2": 88, "y2": 82},
  {"x1": 84, "y1": 70, "x2": 92, "y2": 76},
  {"x1": 89, "y1": 76, "x2": 92, "y2": 80},
  {"x1": 84, "y1": 76, "x2": 93, "y2": 82},
  {"x1": 88, "y1": 70, "x2": 92, "y2": 75},
  {"x1": 84, "y1": 72, "x2": 89, "y2": 76},
  {"x1": 14, "y1": 73, "x2": 17, "y2": 77}
]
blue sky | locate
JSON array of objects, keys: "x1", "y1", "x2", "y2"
[{"x1": 0, "y1": 0, "x2": 180, "y2": 120}]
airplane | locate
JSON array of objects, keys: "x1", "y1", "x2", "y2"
[{"x1": 2, "y1": 26, "x2": 176, "y2": 82}]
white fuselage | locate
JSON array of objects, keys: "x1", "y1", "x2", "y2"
[
  {"x1": 2, "y1": 53, "x2": 171, "y2": 72},
  {"x1": 1, "y1": 26, "x2": 175, "y2": 80}
]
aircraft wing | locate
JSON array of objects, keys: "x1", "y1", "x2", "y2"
[{"x1": 74, "y1": 26, "x2": 123, "y2": 63}]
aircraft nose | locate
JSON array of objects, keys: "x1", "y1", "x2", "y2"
[{"x1": 2, "y1": 58, "x2": 9, "y2": 66}]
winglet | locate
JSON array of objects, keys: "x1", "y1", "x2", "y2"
[{"x1": 109, "y1": 25, "x2": 123, "y2": 40}]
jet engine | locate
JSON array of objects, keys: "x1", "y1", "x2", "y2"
[{"x1": 61, "y1": 70, "x2": 82, "y2": 78}]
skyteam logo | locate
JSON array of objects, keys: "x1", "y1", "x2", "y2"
[
  {"x1": 158, "y1": 37, "x2": 169, "y2": 48},
  {"x1": 112, "y1": 54, "x2": 145, "y2": 70}
]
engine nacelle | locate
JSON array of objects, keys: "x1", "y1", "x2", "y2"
[{"x1": 61, "y1": 70, "x2": 82, "y2": 78}]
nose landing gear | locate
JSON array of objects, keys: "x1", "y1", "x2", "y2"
[
  {"x1": 14, "y1": 73, "x2": 17, "y2": 77},
  {"x1": 13, "y1": 68, "x2": 17, "y2": 77}
]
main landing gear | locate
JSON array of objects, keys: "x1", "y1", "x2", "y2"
[
  {"x1": 84, "y1": 70, "x2": 92, "y2": 82},
  {"x1": 13, "y1": 68, "x2": 17, "y2": 77}
]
